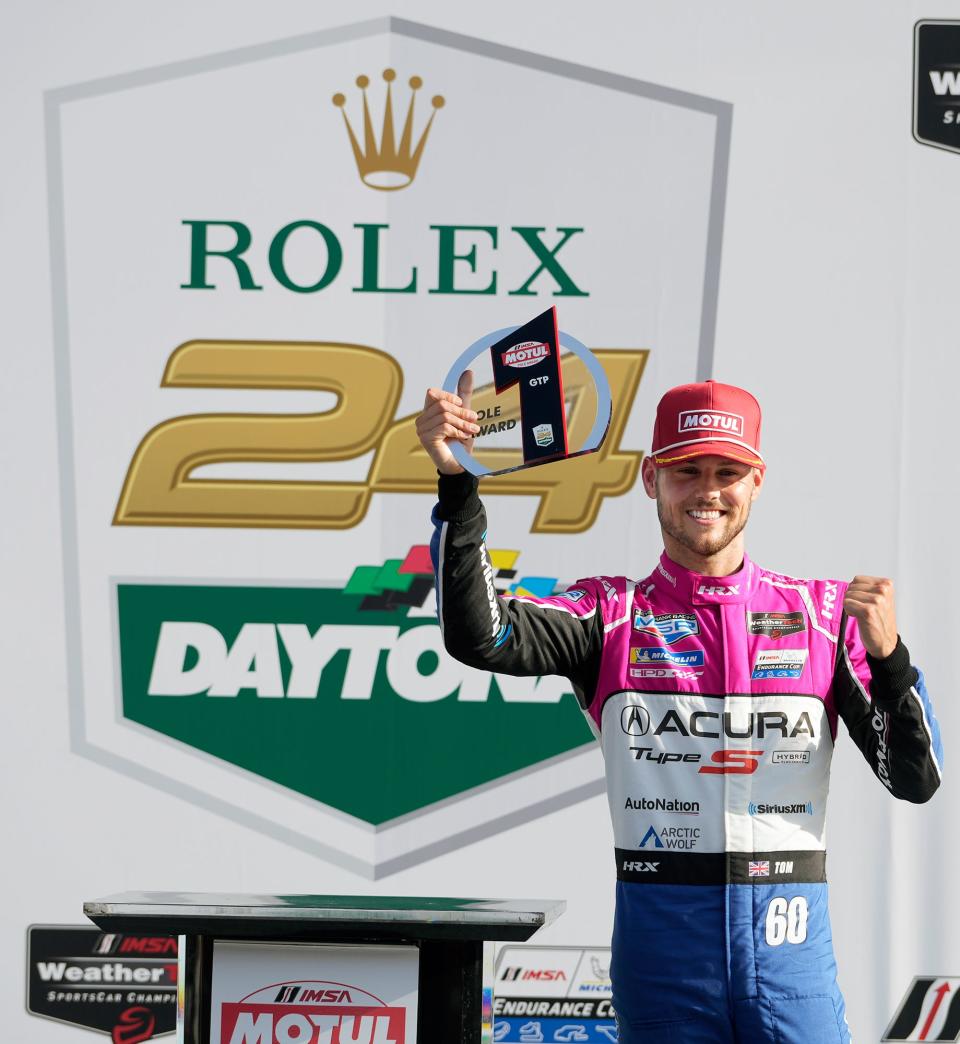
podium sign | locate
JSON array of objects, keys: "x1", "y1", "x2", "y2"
[
  {"x1": 210, "y1": 941, "x2": 418, "y2": 1044},
  {"x1": 443, "y1": 307, "x2": 612, "y2": 478}
]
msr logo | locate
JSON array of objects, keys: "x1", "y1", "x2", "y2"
[{"x1": 698, "y1": 750, "x2": 763, "y2": 775}]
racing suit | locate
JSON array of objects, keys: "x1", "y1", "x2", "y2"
[{"x1": 431, "y1": 472, "x2": 943, "y2": 1044}]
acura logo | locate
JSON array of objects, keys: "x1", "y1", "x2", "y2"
[{"x1": 621, "y1": 705, "x2": 651, "y2": 736}]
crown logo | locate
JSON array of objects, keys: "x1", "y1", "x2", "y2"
[{"x1": 332, "y1": 69, "x2": 445, "y2": 191}]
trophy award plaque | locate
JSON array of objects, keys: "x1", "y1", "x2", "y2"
[{"x1": 442, "y1": 307, "x2": 612, "y2": 477}]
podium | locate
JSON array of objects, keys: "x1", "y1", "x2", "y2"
[{"x1": 83, "y1": 892, "x2": 564, "y2": 1044}]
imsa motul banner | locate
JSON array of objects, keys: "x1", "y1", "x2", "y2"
[
  {"x1": 48, "y1": 17, "x2": 730, "y2": 875},
  {"x1": 209, "y1": 942, "x2": 417, "y2": 1044}
]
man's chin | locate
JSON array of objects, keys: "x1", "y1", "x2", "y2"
[{"x1": 680, "y1": 528, "x2": 734, "y2": 558}]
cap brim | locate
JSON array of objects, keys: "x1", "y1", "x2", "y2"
[{"x1": 652, "y1": 441, "x2": 764, "y2": 469}]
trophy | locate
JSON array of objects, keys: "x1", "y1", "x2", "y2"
[{"x1": 442, "y1": 307, "x2": 612, "y2": 477}]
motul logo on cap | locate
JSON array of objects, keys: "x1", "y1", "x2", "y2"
[
  {"x1": 678, "y1": 410, "x2": 744, "y2": 436},
  {"x1": 501, "y1": 341, "x2": 550, "y2": 368}
]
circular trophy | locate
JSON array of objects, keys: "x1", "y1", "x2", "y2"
[{"x1": 442, "y1": 307, "x2": 612, "y2": 477}]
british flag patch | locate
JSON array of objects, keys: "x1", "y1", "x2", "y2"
[{"x1": 748, "y1": 860, "x2": 770, "y2": 877}]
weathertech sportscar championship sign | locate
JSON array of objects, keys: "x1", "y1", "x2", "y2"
[
  {"x1": 209, "y1": 942, "x2": 417, "y2": 1043},
  {"x1": 47, "y1": 17, "x2": 729, "y2": 874},
  {"x1": 26, "y1": 926, "x2": 177, "y2": 1040}
]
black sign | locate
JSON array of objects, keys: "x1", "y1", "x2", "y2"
[
  {"x1": 489, "y1": 306, "x2": 569, "y2": 465},
  {"x1": 883, "y1": 976, "x2": 960, "y2": 1040},
  {"x1": 26, "y1": 925, "x2": 177, "y2": 1041},
  {"x1": 747, "y1": 611, "x2": 806, "y2": 640},
  {"x1": 914, "y1": 21, "x2": 960, "y2": 154}
]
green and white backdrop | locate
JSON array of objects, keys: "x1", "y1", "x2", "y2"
[{"x1": 2, "y1": 3, "x2": 957, "y2": 1041}]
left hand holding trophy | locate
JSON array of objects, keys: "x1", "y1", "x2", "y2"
[{"x1": 416, "y1": 371, "x2": 480, "y2": 475}]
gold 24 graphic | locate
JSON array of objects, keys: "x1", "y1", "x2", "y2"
[{"x1": 113, "y1": 341, "x2": 647, "y2": 534}]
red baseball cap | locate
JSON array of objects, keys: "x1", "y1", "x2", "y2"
[{"x1": 651, "y1": 380, "x2": 764, "y2": 469}]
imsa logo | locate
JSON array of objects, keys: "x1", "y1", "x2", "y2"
[
  {"x1": 883, "y1": 977, "x2": 960, "y2": 1041},
  {"x1": 219, "y1": 980, "x2": 405, "y2": 1044}
]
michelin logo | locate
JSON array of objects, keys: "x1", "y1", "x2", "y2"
[{"x1": 630, "y1": 648, "x2": 704, "y2": 667}]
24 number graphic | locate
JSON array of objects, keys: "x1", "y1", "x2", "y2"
[{"x1": 113, "y1": 341, "x2": 647, "y2": 533}]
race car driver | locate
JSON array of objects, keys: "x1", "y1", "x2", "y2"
[{"x1": 417, "y1": 377, "x2": 943, "y2": 1044}]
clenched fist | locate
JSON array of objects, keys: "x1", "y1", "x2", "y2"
[
  {"x1": 843, "y1": 575, "x2": 898, "y2": 659},
  {"x1": 415, "y1": 371, "x2": 480, "y2": 475}
]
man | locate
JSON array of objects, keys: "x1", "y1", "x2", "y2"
[{"x1": 417, "y1": 377, "x2": 942, "y2": 1044}]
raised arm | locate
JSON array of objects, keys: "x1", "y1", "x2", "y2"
[
  {"x1": 832, "y1": 576, "x2": 943, "y2": 803},
  {"x1": 418, "y1": 380, "x2": 603, "y2": 702}
]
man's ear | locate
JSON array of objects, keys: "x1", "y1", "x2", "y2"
[
  {"x1": 750, "y1": 466, "x2": 765, "y2": 502},
  {"x1": 641, "y1": 456, "x2": 658, "y2": 500}
]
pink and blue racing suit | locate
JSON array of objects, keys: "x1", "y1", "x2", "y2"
[{"x1": 431, "y1": 472, "x2": 943, "y2": 1043}]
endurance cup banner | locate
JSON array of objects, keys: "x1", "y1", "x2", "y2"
[
  {"x1": 494, "y1": 945, "x2": 616, "y2": 1043},
  {"x1": 47, "y1": 18, "x2": 730, "y2": 875}
]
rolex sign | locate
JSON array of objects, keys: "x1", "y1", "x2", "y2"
[{"x1": 48, "y1": 17, "x2": 729, "y2": 875}]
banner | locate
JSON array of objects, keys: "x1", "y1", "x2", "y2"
[{"x1": 48, "y1": 18, "x2": 728, "y2": 876}]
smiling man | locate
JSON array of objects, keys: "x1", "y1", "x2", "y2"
[{"x1": 417, "y1": 378, "x2": 943, "y2": 1044}]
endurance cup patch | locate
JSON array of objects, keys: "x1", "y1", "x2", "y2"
[{"x1": 752, "y1": 649, "x2": 808, "y2": 680}]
